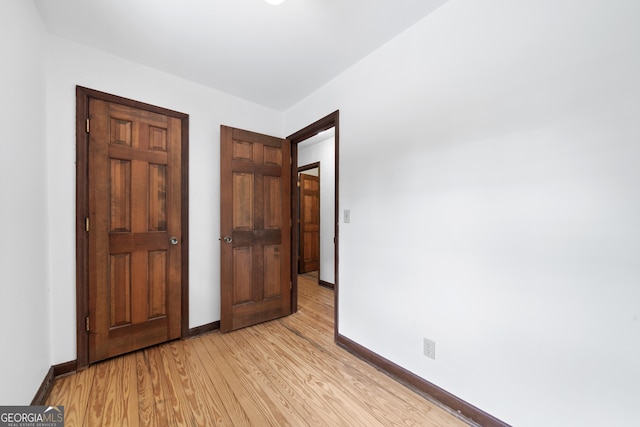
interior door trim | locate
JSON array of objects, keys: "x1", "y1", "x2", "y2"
[
  {"x1": 75, "y1": 86, "x2": 190, "y2": 370},
  {"x1": 298, "y1": 162, "x2": 320, "y2": 171},
  {"x1": 287, "y1": 110, "x2": 339, "y2": 341}
]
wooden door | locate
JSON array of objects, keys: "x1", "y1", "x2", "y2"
[
  {"x1": 220, "y1": 125, "x2": 292, "y2": 333},
  {"x1": 298, "y1": 173, "x2": 320, "y2": 273},
  {"x1": 88, "y1": 99, "x2": 182, "y2": 363}
]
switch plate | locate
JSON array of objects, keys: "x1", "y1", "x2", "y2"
[
  {"x1": 344, "y1": 209, "x2": 351, "y2": 223},
  {"x1": 423, "y1": 338, "x2": 436, "y2": 360}
]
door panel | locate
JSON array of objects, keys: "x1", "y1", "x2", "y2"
[
  {"x1": 220, "y1": 126, "x2": 291, "y2": 333},
  {"x1": 88, "y1": 99, "x2": 182, "y2": 363},
  {"x1": 299, "y1": 173, "x2": 320, "y2": 273}
]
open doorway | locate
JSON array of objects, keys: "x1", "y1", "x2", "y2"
[
  {"x1": 288, "y1": 111, "x2": 339, "y2": 340},
  {"x1": 297, "y1": 129, "x2": 335, "y2": 290},
  {"x1": 298, "y1": 164, "x2": 320, "y2": 276}
]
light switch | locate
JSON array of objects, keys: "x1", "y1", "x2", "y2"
[{"x1": 344, "y1": 209, "x2": 351, "y2": 223}]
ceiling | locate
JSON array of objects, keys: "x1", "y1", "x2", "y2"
[{"x1": 34, "y1": 0, "x2": 448, "y2": 111}]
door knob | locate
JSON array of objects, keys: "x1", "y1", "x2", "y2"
[
  {"x1": 169, "y1": 237, "x2": 179, "y2": 245},
  {"x1": 223, "y1": 236, "x2": 233, "y2": 243}
]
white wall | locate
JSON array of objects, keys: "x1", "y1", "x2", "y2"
[
  {"x1": 45, "y1": 35, "x2": 283, "y2": 364},
  {"x1": 298, "y1": 137, "x2": 336, "y2": 284},
  {"x1": 0, "y1": 0, "x2": 50, "y2": 404},
  {"x1": 284, "y1": 0, "x2": 640, "y2": 425}
]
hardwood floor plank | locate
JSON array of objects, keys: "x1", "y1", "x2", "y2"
[
  {"x1": 144, "y1": 346, "x2": 179, "y2": 427},
  {"x1": 167, "y1": 340, "x2": 234, "y2": 426},
  {"x1": 176, "y1": 338, "x2": 235, "y2": 426},
  {"x1": 234, "y1": 325, "x2": 373, "y2": 426},
  {"x1": 46, "y1": 366, "x2": 94, "y2": 426},
  {"x1": 247, "y1": 321, "x2": 399, "y2": 427},
  {"x1": 82, "y1": 359, "x2": 110, "y2": 426},
  {"x1": 282, "y1": 315, "x2": 463, "y2": 426},
  {"x1": 222, "y1": 330, "x2": 318, "y2": 426},
  {"x1": 100, "y1": 353, "x2": 139, "y2": 427},
  {"x1": 189, "y1": 335, "x2": 255, "y2": 426},
  {"x1": 64, "y1": 366, "x2": 94, "y2": 426},
  {"x1": 160, "y1": 342, "x2": 209, "y2": 425},
  {"x1": 45, "y1": 373, "x2": 68, "y2": 408},
  {"x1": 153, "y1": 343, "x2": 198, "y2": 426},
  {"x1": 134, "y1": 350, "x2": 159, "y2": 427},
  {"x1": 226, "y1": 328, "x2": 327, "y2": 426},
  {"x1": 45, "y1": 274, "x2": 473, "y2": 427},
  {"x1": 203, "y1": 332, "x2": 291, "y2": 426}
]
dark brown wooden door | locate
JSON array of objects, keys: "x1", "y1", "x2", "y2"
[
  {"x1": 88, "y1": 99, "x2": 182, "y2": 363},
  {"x1": 220, "y1": 125, "x2": 291, "y2": 333},
  {"x1": 298, "y1": 173, "x2": 320, "y2": 273}
]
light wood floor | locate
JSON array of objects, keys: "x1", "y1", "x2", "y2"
[{"x1": 46, "y1": 274, "x2": 471, "y2": 426}]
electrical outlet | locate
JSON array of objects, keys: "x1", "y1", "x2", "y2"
[{"x1": 423, "y1": 338, "x2": 436, "y2": 360}]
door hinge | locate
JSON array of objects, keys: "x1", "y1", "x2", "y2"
[
  {"x1": 86, "y1": 118, "x2": 90, "y2": 133},
  {"x1": 85, "y1": 316, "x2": 90, "y2": 332},
  {"x1": 85, "y1": 217, "x2": 90, "y2": 232}
]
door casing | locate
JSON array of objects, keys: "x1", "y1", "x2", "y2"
[{"x1": 76, "y1": 86, "x2": 189, "y2": 370}]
